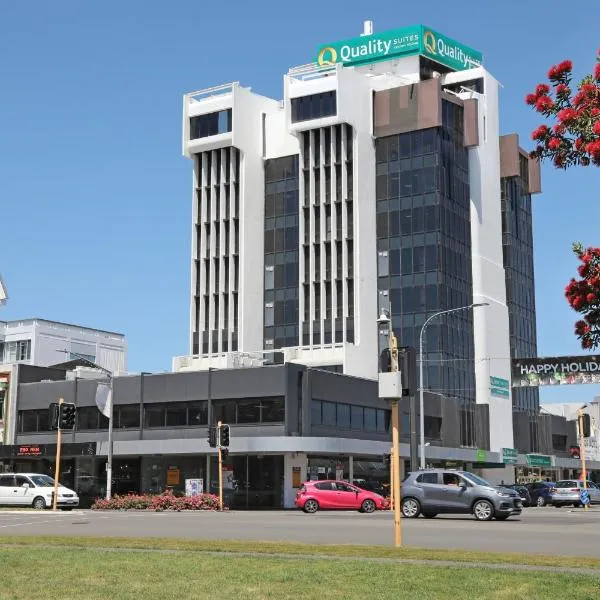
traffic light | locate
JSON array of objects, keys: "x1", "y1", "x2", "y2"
[
  {"x1": 383, "y1": 453, "x2": 391, "y2": 467},
  {"x1": 59, "y1": 403, "x2": 76, "y2": 430},
  {"x1": 581, "y1": 413, "x2": 591, "y2": 438},
  {"x1": 48, "y1": 403, "x2": 60, "y2": 430},
  {"x1": 398, "y1": 346, "x2": 417, "y2": 397},
  {"x1": 208, "y1": 425, "x2": 217, "y2": 448},
  {"x1": 220, "y1": 424, "x2": 230, "y2": 447},
  {"x1": 221, "y1": 448, "x2": 229, "y2": 459}
]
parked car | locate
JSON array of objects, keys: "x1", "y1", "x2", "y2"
[
  {"x1": 503, "y1": 484, "x2": 532, "y2": 507},
  {"x1": 550, "y1": 480, "x2": 600, "y2": 507},
  {"x1": 295, "y1": 480, "x2": 386, "y2": 513},
  {"x1": 0, "y1": 473, "x2": 79, "y2": 510},
  {"x1": 400, "y1": 469, "x2": 522, "y2": 521},
  {"x1": 525, "y1": 481, "x2": 556, "y2": 507}
]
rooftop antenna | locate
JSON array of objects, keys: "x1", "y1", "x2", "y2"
[{"x1": 361, "y1": 20, "x2": 373, "y2": 36}]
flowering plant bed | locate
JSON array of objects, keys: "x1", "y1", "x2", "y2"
[{"x1": 91, "y1": 490, "x2": 221, "y2": 511}]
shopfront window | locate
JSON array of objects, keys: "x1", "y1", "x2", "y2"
[
  {"x1": 212, "y1": 397, "x2": 285, "y2": 425},
  {"x1": 117, "y1": 405, "x2": 140, "y2": 429},
  {"x1": 165, "y1": 404, "x2": 187, "y2": 427}
]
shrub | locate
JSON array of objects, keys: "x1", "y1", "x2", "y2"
[{"x1": 91, "y1": 490, "x2": 221, "y2": 511}]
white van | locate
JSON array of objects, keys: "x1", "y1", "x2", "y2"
[{"x1": 0, "y1": 473, "x2": 79, "y2": 510}]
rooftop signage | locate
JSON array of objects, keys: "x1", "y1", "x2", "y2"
[{"x1": 316, "y1": 25, "x2": 482, "y2": 72}]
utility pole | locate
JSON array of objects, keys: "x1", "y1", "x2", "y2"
[{"x1": 377, "y1": 308, "x2": 402, "y2": 547}]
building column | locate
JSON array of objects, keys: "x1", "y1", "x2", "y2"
[
  {"x1": 348, "y1": 455, "x2": 354, "y2": 483},
  {"x1": 283, "y1": 452, "x2": 307, "y2": 508}
]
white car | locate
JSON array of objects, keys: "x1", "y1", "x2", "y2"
[{"x1": 0, "y1": 473, "x2": 79, "y2": 510}]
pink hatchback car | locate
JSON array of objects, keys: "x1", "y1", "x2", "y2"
[{"x1": 295, "y1": 480, "x2": 386, "y2": 514}]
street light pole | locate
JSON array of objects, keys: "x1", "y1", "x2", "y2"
[
  {"x1": 57, "y1": 349, "x2": 114, "y2": 499},
  {"x1": 418, "y1": 303, "x2": 489, "y2": 469}
]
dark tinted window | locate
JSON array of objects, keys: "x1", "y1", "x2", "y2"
[
  {"x1": 0, "y1": 476, "x2": 14, "y2": 487},
  {"x1": 416, "y1": 473, "x2": 438, "y2": 484},
  {"x1": 190, "y1": 109, "x2": 232, "y2": 139},
  {"x1": 291, "y1": 91, "x2": 337, "y2": 122}
]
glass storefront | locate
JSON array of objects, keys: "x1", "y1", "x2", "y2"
[{"x1": 210, "y1": 455, "x2": 284, "y2": 509}]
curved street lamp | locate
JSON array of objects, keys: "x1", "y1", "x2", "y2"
[{"x1": 418, "y1": 302, "x2": 489, "y2": 469}]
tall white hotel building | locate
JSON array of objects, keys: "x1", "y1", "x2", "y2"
[{"x1": 177, "y1": 22, "x2": 542, "y2": 456}]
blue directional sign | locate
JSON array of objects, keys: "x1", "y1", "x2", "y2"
[{"x1": 581, "y1": 489, "x2": 590, "y2": 505}]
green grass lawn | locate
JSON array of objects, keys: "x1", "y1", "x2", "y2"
[
  {"x1": 3, "y1": 535, "x2": 600, "y2": 569},
  {"x1": 0, "y1": 540, "x2": 599, "y2": 600}
]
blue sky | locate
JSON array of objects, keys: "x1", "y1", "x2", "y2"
[{"x1": 0, "y1": 0, "x2": 598, "y2": 403}]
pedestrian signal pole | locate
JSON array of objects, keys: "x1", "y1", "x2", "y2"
[
  {"x1": 217, "y1": 420, "x2": 223, "y2": 511},
  {"x1": 52, "y1": 398, "x2": 64, "y2": 511},
  {"x1": 578, "y1": 409, "x2": 589, "y2": 511}
]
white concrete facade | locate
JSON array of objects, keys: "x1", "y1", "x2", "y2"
[
  {"x1": 0, "y1": 318, "x2": 127, "y2": 374},
  {"x1": 180, "y1": 30, "x2": 516, "y2": 453}
]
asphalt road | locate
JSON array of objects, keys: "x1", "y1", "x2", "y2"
[{"x1": 1, "y1": 508, "x2": 600, "y2": 556}]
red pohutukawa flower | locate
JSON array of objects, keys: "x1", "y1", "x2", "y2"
[
  {"x1": 526, "y1": 51, "x2": 600, "y2": 169},
  {"x1": 547, "y1": 137, "x2": 561, "y2": 150},
  {"x1": 566, "y1": 244, "x2": 600, "y2": 350},
  {"x1": 535, "y1": 96, "x2": 554, "y2": 111},
  {"x1": 531, "y1": 125, "x2": 549, "y2": 140}
]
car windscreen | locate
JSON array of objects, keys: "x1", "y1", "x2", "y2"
[
  {"x1": 463, "y1": 473, "x2": 491, "y2": 487},
  {"x1": 556, "y1": 481, "x2": 578, "y2": 488},
  {"x1": 28, "y1": 475, "x2": 55, "y2": 487}
]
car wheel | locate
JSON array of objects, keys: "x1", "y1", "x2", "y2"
[
  {"x1": 573, "y1": 503, "x2": 582, "y2": 508},
  {"x1": 401, "y1": 498, "x2": 421, "y2": 518},
  {"x1": 303, "y1": 499, "x2": 319, "y2": 514},
  {"x1": 473, "y1": 499, "x2": 494, "y2": 521},
  {"x1": 361, "y1": 499, "x2": 376, "y2": 514},
  {"x1": 422, "y1": 513, "x2": 437, "y2": 519},
  {"x1": 536, "y1": 496, "x2": 546, "y2": 507},
  {"x1": 32, "y1": 497, "x2": 46, "y2": 510},
  {"x1": 495, "y1": 515, "x2": 510, "y2": 521}
]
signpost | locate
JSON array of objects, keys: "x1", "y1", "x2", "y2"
[
  {"x1": 526, "y1": 454, "x2": 553, "y2": 468},
  {"x1": 502, "y1": 448, "x2": 518, "y2": 465},
  {"x1": 490, "y1": 376, "x2": 510, "y2": 398}
]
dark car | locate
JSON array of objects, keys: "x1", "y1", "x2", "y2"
[
  {"x1": 503, "y1": 484, "x2": 532, "y2": 507},
  {"x1": 525, "y1": 481, "x2": 556, "y2": 507}
]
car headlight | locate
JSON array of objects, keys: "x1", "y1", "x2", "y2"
[{"x1": 495, "y1": 491, "x2": 512, "y2": 498}]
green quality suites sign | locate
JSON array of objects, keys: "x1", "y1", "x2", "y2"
[{"x1": 316, "y1": 25, "x2": 482, "y2": 72}]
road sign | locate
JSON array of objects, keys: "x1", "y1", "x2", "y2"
[
  {"x1": 526, "y1": 454, "x2": 553, "y2": 468},
  {"x1": 581, "y1": 489, "x2": 590, "y2": 506},
  {"x1": 502, "y1": 448, "x2": 518, "y2": 464}
]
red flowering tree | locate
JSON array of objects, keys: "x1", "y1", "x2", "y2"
[
  {"x1": 526, "y1": 53, "x2": 600, "y2": 349},
  {"x1": 525, "y1": 52, "x2": 600, "y2": 168},
  {"x1": 565, "y1": 244, "x2": 600, "y2": 349}
]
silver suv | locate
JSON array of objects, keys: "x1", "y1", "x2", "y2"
[{"x1": 401, "y1": 469, "x2": 522, "y2": 521}]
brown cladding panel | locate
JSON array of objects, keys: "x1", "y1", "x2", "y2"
[
  {"x1": 500, "y1": 134, "x2": 520, "y2": 178},
  {"x1": 373, "y1": 79, "x2": 442, "y2": 138},
  {"x1": 416, "y1": 78, "x2": 442, "y2": 130},
  {"x1": 463, "y1": 98, "x2": 479, "y2": 147},
  {"x1": 528, "y1": 155, "x2": 542, "y2": 194}
]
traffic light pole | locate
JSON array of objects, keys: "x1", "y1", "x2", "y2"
[
  {"x1": 217, "y1": 420, "x2": 223, "y2": 511},
  {"x1": 578, "y1": 409, "x2": 589, "y2": 511},
  {"x1": 52, "y1": 398, "x2": 64, "y2": 511},
  {"x1": 390, "y1": 333, "x2": 402, "y2": 548}
]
